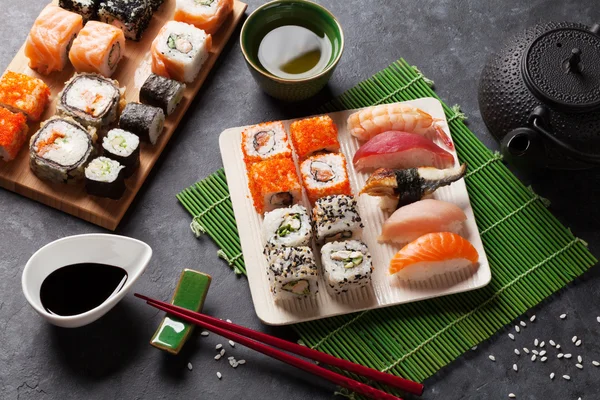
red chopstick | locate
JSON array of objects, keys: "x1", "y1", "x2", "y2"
[{"x1": 136, "y1": 293, "x2": 423, "y2": 399}]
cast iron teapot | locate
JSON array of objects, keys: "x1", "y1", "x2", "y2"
[{"x1": 478, "y1": 21, "x2": 600, "y2": 170}]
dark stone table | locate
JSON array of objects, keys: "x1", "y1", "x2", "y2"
[{"x1": 1, "y1": 1, "x2": 599, "y2": 399}]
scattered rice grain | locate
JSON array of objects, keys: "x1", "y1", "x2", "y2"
[
  {"x1": 597, "y1": 316, "x2": 600, "y2": 323},
  {"x1": 515, "y1": 325, "x2": 521, "y2": 333},
  {"x1": 187, "y1": 362, "x2": 193, "y2": 371},
  {"x1": 556, "y1": 344, "x2": 561, "y2": 349},
  {"x1": 592, "y1": 361, "x2": 600, "y2": 367},
  {"x1": 550, "y1": 372, "x2": 555, "y2": 380},
  {"x1": 220, "y1": 349, "x2": 225, "y2": 356},
  {"x1": 229, "y1": 340, "x2": 235, "y2": 347},
  {"x1": 532, "y1": 350, "x2": 539, "y2": 355},
  {"x1": 216, "y1": 344, "x2": 223, "y2": 350},
  {"x1": 539, "y1": 350, "x2": 546, "y2": 356},
  {"x1": 578, "y1": 355, "x2": 583, "y2": 363},
  {"x1": 471, "y1": 346, "x2": 478, "y2": 351},
  {"x1": 514, "y1": 349, "x2": 521, "y2": 356},
  {"x1": 489, "y1": 355, "x2": 496, "y2": 361},
  {"x1": 226, "y1": 319, "x2": 232, "y2": 323},
  {"x1": 238, "y1": 360, "x2": 246, "y2": 365},
  {"x1": 549, "y1": 340, "x2": 556, "y2": 346},
  {"x1": 508, "y1": 333, "x2": 515, "y2": 340},
  {"x1": 557, "y1": 353, "x2": 564, "y2": 359},
  {"x1": 520, "y1": 321, "x2": 526, "y2": 327},
  {"x1": 563, "y1": 375, "x2": 570, "y2": 381},
  {"x1": 530, "y1": 315, "x2": 536, "y2": 322},
  {"x1": 564, "y1": 354, "x2": 572, "y2": 359},
  {"x1": 523, "y1": 347, "x2": 530, "y2": 354},
  {"x1": 217, "y1": 372, "x2": 222, "y2": 379},
  {"x1": 572, "y1": 336, "x2": 578, "y2": 343},
  {"x1": 201, "y1": 331, "x2": 209, "y2": 337},
  {"x1": 540, "y1": 341, "x2": 545, "y2": 348},
  {"x1": 576, "y1": 363, "x2": 583, "y2": 369},
  {"x1": 576, "y1": 339, "x2": 582, "y2": 347},
  {"x1": 534, "y1": 339, "x2": 539, "y2": 347},
  {"x1": 513, "y1": 364, "x2": 518, "y2": 372},
  {"x1": 508, "y1": 394, "x2": 516, "y2": 398},
  {"x1": 560, "y1": 314, "x2": 567, "y2": 319},
  {"x1": 531, "y1": 355, "x2": 537, "y2": 362},
  {"x1": 214, "y1": 354, "x2": 222, "y2": 360}
]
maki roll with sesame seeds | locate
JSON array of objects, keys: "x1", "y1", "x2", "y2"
[
  {"x1": 149, "y1": 0, "x2": 164, "y2": 11},
  {"x1": 57, "y1": 73, "x2": 124, "y2": 129},
  {"x1": 312, "y1": 195, "x2": 363, "y2": 243},
  {"x1": 85, "y1": 156, "x2": 126, "y2": 199},
  {"x1": 262, "y1": 205, "x2": 312, "y2": 247},
  {"x1": 59, "y1": 0, "x2": 100, "y2": 21},
  {"x1": 321, "y1": 240, "x2": 373, "y2": 295},
  {"x1": 98, "y1": 0, "x2": 153, "y2": 41},
  {"x1": 29, "y1": 117, "x2": 96, "y2": 184},
  {"x1": 264, "y1": 246, "x2": 319, "y2": 301},
  {"x1": 247, "y1": 157, "x2": 302, "y2": 214},
  {"x1": 289, "y1": 115, "x2": 340, "y2": 160},
  {"x1": 300, "y1": 153, "x2": 352, "y2": 204},
  {"x1": 139, "y1": 73, "x2": 186, "y2": 116},
  {"x1": 119, "y1": 102, "x2": 165, "y2": 145},
  {"x1": 241, "y1": 121, "x2": 292, "y2": 165},
  {"x1": 102, "y1": 128, "x2": 140, "y2": 177}
]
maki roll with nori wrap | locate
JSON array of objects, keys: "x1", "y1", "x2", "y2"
[
  {"x1": 119, "y1": 102, "x2": 165, "y2": 144},
  {"x1": 102, "y1": 129, "x2": 140, "y2": 177},
  {"x1": 139, "y1": 73, "x2": 186, "y2": 116},
  {"x1": 59, "y1": 0, "x2": 100, "y2": 21},
  {"x1": 85, "y1": 156, "x2": 126, "y2": 199},
  {"x1": 98, "y1": 0, "x2": 153, "y2": 41},
  {"x1": 29, "y1": 117, "x2": 96, "y2": 184},
  {"x1": 57, "y1": 73, "x2": 125, "y2": 129}
]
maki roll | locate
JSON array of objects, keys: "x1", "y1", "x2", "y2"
[
  {"x1": 247, "y1": 157, "x2": 302, "y2": 214},
  {"x1": 0, "y1": 71, "x2": 51, "y2": 122},
  {"x1": 241, "y1": 121, "x2": 292, "y2": 165},
  {"x1": 102, "y1": 129, "x2": 140, "y2": 177},
  {"x1": 57, "y1": 73, "x2": 125, "y2": 129},
  {"x1": 119, "y1": 102, "x2": 165, "y2": 145},
  {"x1": 300, "y1": 153, "x2": 352, "y2": 204},
  {"x1": 98, "y1": 0, "x2": 153, "y2": 41},
  {"x1": 139, "y1": 73, "x2": 186, "y2": 116},
  {"x1": 174, "y1": 0, "x2": 233, "y2": 34},
  {"x1": 69, "y1": 21, "x2": 125, "y2": 78},
  {"x1": 150, "y1": 21, "x2": 211, "y2": 83},
  {"x1": 290, "y1": 115, "x2": 340, "y2": 160},
  {"x1": 149, "y1": 0, "x2": 165, "y2": 11},
  {"x1": 0, "y1": 107, "x2": 29, "y2": 162},
  {"x1": 25, "y1": 5, "x2": 83, "y2": 75},
  {"x1": 59, "y1": 0, "x2": 99, "y2": 21},
  {"x1": 321, "y1": 240, "x2": 373, "y2": 295},
  {"x1": 29, "y1": 117, "x2": 96, "y2": 184},
  {"x1": 85, "y1": 156, "x2": 126, "y2": 199},
  {"x1": 312, "y1": 195, "x2": 363, "y2": 243},
  {"x1": 262, "y1": 205, "x2": 312, "y2": 247},
  {"x1": 264, "y1": 246, "x2": 319, "y2": 301}
]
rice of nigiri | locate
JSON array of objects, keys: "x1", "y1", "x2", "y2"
[
  {"x1": 379, "y1": 199, "x2": 466, "y2": 244},
  {"x1": 25, "y1": 5, "x2": 83, "y2": 75},
  {"x1": 389, "y1": 232, "x2": 478, "y2": 280},
  {"x1": 353, "y1": 131, "x2": 455, "y2": 171}
]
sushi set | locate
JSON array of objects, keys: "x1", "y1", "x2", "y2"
[
  {"x1": 0, "y1": 0, "x2": 247, "y2": 230},
  {"x1": 220, "y1": 98, "x2": 491, "y2": 325}
]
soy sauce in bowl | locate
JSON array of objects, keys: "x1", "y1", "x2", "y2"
[{"x1": 40, "y1": 263, "x2": 128, "y2": 316}]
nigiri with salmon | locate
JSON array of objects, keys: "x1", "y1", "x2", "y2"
[
  {"x1": 69, "y1": 21, "x2": 125, "y2": 77},
  {"x1": 379, "y1": 199, "x2": 467, "y2": 244},
  {"x1": 389, "y1": 232, "x2": 479, "y2": 280},
  {"x1": 353, "y1": 131, "x2": 455, "y2": 171},
  {"x1": 25, "y1": 5, "x2": 83, "y2": 75},
  {"x1": 347, "y1": 103, "x2": 453, "y2": 148}
]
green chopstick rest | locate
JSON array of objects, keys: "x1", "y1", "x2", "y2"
[{"x1": 150, "y1": 269, "x2": 211, "y2": 354}]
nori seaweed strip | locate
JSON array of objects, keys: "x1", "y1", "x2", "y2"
[
  {"x1": 119, "y1": 102, "x2": 163, "y2": 143},
  {"x1": 394, "y1": 169, "x2": 424, "y2": 208},
  {"x1": 139, "y1": 74, "x2": 185, "y2": 115}
]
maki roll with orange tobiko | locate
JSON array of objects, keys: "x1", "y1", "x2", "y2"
[
  {"x1": 0, "y1": 72, "x2": 50, "y2": 122},
  {"x1": 0, "y1": 107, "x2": 29, "y2": 162},
  {"x1": 247, "y1": 157, "x2": 302, "y2": 214},
  {"x1": 241, "y1": 121, "x2": 292, "y2": 165},
  {"x1": 289, "y1": 115, "x2": 340, "y2": 160},
  {"x1": 300, "y1": 152, "x2": 351, "y2": 204}
]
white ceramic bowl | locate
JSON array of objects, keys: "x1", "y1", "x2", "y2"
[{"x1": 22, "y1": 234, "x2": 152, "y2": 328}]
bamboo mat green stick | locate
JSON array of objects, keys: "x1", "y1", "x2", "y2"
[{"x1": 177, "y1": 58, "x2": 597, "y2": 389}]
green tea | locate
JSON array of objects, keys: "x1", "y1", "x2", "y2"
[{"x1": 258, "y1": 25, "x2": 332, "y2": 79}]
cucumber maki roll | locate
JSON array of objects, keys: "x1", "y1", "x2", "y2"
[
  {"x1": 85, "y1": 156, "x2": 126, "y2": 199},
  {"x1": 139, "y1": 73, "x2": 186, "y2": 116},
  {"x1": 98, "y1": 0, "x2": 153, "y2": 41},
  {"x1": 102, "y1": 129, "x2": 140, "y2": 177},
  {"x1": 29, "y1": 117, "x2": 96, "y2": 184},
  {"x1": 262, "y1": 205, "x2": 312, "y2": 247},
  {"x1": 321, "y1": 240, "x2": 373, "y2": 295},
  {"x1": 119, "y1": 102, "x2": 164, "y2": 145}
]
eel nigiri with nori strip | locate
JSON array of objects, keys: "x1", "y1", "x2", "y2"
[
  {"x1": 119, "y1": 102, "x2": 164, "y2": 144},
  {"x1": 139, "y1": 73, "x2": 186, "y2": 116},
  {"x1": 85, "y1": 156, "x2": 126, "y2": 199},
  {"x1": 360, "y1": 164, "x2": 467, "y2": 210},
  {"x1": 102, "y1": 128, "x2": 140, "y2": 177}
]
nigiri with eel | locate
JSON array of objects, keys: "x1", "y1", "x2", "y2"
[{"x1": 360, "y1": 164, "x2": 467, "y2": 211}]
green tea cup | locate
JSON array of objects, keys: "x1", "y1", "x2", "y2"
[{"x1": 240, "y1": 0, "x2": 344, "y2": 102}]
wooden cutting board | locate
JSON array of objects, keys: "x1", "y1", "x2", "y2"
[{"x1": 0, "y1": 0, "x2": 247, "y2": 230}]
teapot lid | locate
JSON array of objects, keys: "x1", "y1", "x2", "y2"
[{"x1": 523, "y1": 25, "x2": 600, "y2": 112}]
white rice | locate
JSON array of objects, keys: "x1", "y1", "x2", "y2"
[
  {"x1": 85, "y1": 157, "x2": 123, "y2": 182},
  {"x1": 102, "y1": 129, "x2": 139, "y2": 157}
]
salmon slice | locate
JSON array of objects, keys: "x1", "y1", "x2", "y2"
[
  {"x1": 24, "y1": 5, "x2": 83, "y2": 75},
  {"x1": 174, "y1": 0, "x2": 233, "y2": 34},
  {"x1": 69, "y1": 21, "x2": 125, "y2": 77},
  {"x1": 389, "y1": 232, "x2": 479, "y2": 279}
]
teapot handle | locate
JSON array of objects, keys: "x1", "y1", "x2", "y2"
[{"x1": 528, "y1": 106, "x2": 600, "y2": 165}]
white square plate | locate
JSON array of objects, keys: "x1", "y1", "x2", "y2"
[{"x1": 219, "y1": 98, "x2": 491, "y2": 325}]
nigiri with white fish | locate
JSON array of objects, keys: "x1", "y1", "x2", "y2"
[{"x1": 378, "y1": 199, "x2": 467, "y2": 244}]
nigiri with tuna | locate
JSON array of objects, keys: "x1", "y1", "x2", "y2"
[
  {"x1": 347, "y1": 103, "x2": 453, "y2": 148},
  {"x1": 389, "y1": 232, "x2": 479, "y2": 280},
  {"x1": 353, "y1": 131, "x2": 455, "y2": 171},
  {"x1": 378, "y1": 199, "x2": 466, "y2": 244},
  {"x1": 360, "y1": 164, "x2": 467, "y2": 211}
]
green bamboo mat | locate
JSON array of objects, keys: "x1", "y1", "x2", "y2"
[{"x1": 177, "y1": 58, "x2": 597, "y2": 391}]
